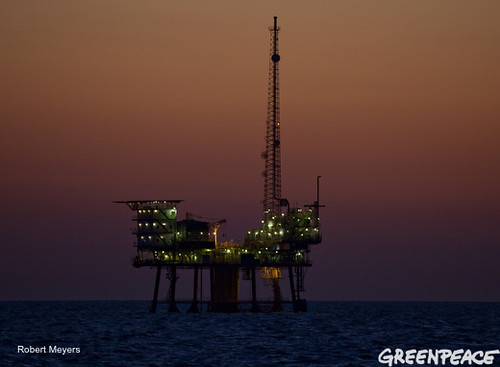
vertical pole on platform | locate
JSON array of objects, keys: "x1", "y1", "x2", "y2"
[{"x1": 150, "y1": 266, "x2": 162, "y2": 313}]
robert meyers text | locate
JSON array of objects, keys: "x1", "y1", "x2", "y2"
[{"x1": 17, "y1": 345, "x2": 80, "y2": 355}]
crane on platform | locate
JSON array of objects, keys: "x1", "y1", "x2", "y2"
[{"x1": 209, "y1": 220, "x2": 226, "y2": 247}]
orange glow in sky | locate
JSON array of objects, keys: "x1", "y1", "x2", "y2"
[{"x1": 1, "y1": 1, "x2": 499, "y2": 301}]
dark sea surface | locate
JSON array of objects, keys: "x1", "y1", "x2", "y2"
[{"x1": 0, "y1": 301, "x2": 498, "y2": 366}]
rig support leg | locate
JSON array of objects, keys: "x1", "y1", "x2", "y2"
[
  {"x1": 150, "y1": 266, "x2": 162, "y2": 313},
  {"x1": 210, "y1": 265, "x2": 240, "y2": 312},
  {"x1": 288, "y1": 266, "x2": 298, "y2": 311},
  {"x1": 250, "y1": 266, "x2": 260, "y2": 312},
  {"x1": 270, "y1": 278, "x2": 283, "y2": 312},
  {"x1": 294, "y1": 266, "x2": 307, "y2": 312},
  {"x1": 187, "y1": 266, "x2": 199, "y2": 313},
  {"x1": 209, "y1": 265, "x2": 214, "y2": 312},
  {"x1": 168, "y1": 266, "x2": 180, "y2": 313}
]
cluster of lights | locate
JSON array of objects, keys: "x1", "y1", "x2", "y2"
[{"x1": 138, "y1": 222, "x2": 169, "y2": 228}]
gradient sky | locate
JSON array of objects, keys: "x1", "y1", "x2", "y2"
[{"x1": 1, "y1": 1, "x2": 499, "y2": 301}]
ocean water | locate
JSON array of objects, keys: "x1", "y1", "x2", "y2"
[{"x1": 1, "y1": 301, "x2": 498, "y2": 366}]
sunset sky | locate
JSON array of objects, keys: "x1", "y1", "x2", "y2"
[{"x1": 1, "y1": 1, "x2": 499, "y2": 302}]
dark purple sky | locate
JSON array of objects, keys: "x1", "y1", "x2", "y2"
[{"x1": 1, "y1": 1, "x2": 499, "y2": 301}]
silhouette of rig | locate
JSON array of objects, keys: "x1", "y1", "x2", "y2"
[{"x1": 116, "y1": 17, "x2": 323, "y2": 313}]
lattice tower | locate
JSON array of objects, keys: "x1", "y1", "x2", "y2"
[{"x1": 263, "y1": 16, "x2": 282, "y2": 217}]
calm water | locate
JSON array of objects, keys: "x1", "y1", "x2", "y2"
[{"x1": 0, "y1": 301, "x2": 498, "y2": 366}]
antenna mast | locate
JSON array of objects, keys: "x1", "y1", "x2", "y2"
[{"x1": 263, "y1": 16, "x2": 282, "y2": 217}]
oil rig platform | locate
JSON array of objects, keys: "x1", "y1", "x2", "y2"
[{"x1": 116, "y1": 17, "x2": 324, "y2": 313}]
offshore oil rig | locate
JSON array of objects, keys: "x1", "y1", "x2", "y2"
[{"x1": 116, "y1": 17, "x2": 323, "y2": 312}]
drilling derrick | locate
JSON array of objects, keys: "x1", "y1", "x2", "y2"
[{"x1": 263, "y1": 16, "x2": 282, "y2": 218}]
